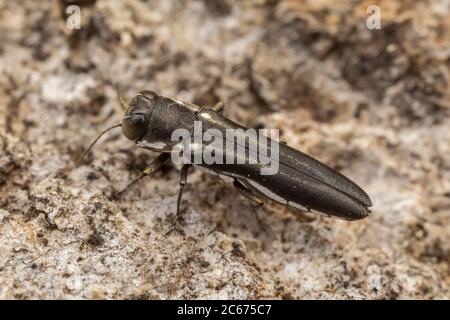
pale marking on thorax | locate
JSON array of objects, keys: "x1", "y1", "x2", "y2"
[
  {"x1": 136, "y1": 140, "x2": 168, "y2": 151},
  {"x1": 172, "y1": 99, "x2": 199, "y2": 112}
]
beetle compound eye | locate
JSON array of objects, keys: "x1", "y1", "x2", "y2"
[
  {"x1": 131, "y1": 114, "x2": 145, "y2": 126},
  {"x1": 122, "y1": 113, "x2": 148, "y2": 141}
]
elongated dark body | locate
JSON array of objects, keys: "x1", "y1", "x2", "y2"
[{"x1": 121, "y1": 91, "x2": 372, "y2": 220}]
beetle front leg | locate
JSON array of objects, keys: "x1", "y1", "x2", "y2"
[
  {"x1": 165, "y1": 164, "x2": 190, "y2": 236},
  {"x1": 117, "y1": 153, "x2": 170, "y2": 196}
]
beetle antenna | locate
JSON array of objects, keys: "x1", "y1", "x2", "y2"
[
  {"x1": 116, "y1": 87, "x2": 128, "y2": 110},
  {"x1": 77, "y1": 123, "x2": 122, "y2": 165}
]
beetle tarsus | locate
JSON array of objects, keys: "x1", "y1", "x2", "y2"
[
  {"x1": 165, "y1": 164, "x2": 190, "y2": 236},
  {"x1": 117, "y1": 153, "x2": 170, "y2": 196}
]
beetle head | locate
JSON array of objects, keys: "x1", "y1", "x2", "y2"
[{"x1": 121, "y1": 91, "x2": 157, "y2": 141}]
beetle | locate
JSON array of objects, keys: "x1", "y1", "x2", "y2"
[{"x1": 80, "y1": 90, "x2": 372, "y2": 233}]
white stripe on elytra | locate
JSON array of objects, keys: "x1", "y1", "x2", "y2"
[
  {"x1": 246, "y1": 180, "x2": 287, "y2": 205},
  {"x1": 288, "y1": 201, "x2": 308, "y2": 211},
  {"x1": 194, "y1": 165, "x2": 235, "y2": 184}
]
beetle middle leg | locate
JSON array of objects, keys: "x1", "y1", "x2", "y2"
[
  {"x1": 117, "y1": 152, "x2": 170, "y2": 196},
  {"x1": 165, "y1": 164, "x2": 191, "y2": 236}
]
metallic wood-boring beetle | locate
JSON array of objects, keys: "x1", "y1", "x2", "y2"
[{"x1": 80, "y1": 90, "x2": 372, "y2": 231}]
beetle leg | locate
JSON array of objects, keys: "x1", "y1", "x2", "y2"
[
  {"x1": 165, "y1": 164, "x2": 190, "y2": 236},
  {"x1": 232, "y1": 179, "x2": 274, "y2": 234},
  {"x1": 117, "y1": 153, "x2": 170, "y2": 196},
  {"x1": 211, "y1": 101, "x2": 224, "y2": 114},
  {"x1": 233, "y1": 179, "x2": 264, "y2": 209}
]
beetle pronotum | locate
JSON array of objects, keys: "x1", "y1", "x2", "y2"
[{"x1": 80, "y1": 90, "x2": 372, "y2": 233}]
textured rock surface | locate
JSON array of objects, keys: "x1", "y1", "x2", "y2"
[{"x1": 0, "y1": 0, "x2": 449, "y2": 299}]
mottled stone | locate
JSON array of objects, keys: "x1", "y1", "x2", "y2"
[{"x1": 0, "y1": 0, "x2": 449, "y2": 299}]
